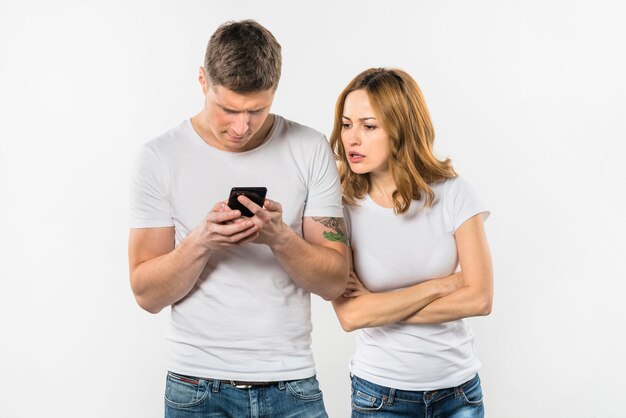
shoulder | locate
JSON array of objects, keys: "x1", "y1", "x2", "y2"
[
  {"x1": 436, "y1": 176, "x2": 489, "y2": 228},
  {"x1": 434, "y1": 176, "x2": 475, "y2": 200},
  {"x1": 135, "y1": 121, "x2": 195, "y2": 171},
  {"x1": 273, "y1": 115, "x2": 327, "y2": 146},
  {"x1": 143, "y1": 120, "x2": 190, "y2": 154}
]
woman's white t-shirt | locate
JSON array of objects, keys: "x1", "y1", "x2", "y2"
[{"x1": 345, "y1": 176, "x2": 489, "y2": 391}]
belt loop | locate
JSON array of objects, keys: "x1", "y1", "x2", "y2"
[
  {"x1": 387, "y1": 388, "x2": 396, "y2": 405},
  {"x1": 278, "y1": 381, "x2": 285, "y2": 390},
  {"x1": 212, "y1": 379, "x2": 221, "y2": 393},
  {"x1": 454, "y1": 385, "x2": 462, "y2": 398}
]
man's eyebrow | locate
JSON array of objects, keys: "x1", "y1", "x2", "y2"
[
  {"x1": 219, "y1": 104, "x2": 266, "y2": 113},
  {"x1": 218, "y1": 104, "x2": 239, "y2": 113}
]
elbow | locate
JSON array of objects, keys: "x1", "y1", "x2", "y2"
[
  {"x1": 321, "y1": 284, "x2": 346, "y2": 302},
  {"x1": 134, "y1": 294, "x2": 163, "y2": 314},
  {"x1": 338, "y1": 316, "x2": 357, "y2": 332},
  {"x1": 130, "y1": 276, "x2": 163, "y2": 314},
  {"x1": 336, "y1": 309, "x2": 361, "y2": 332},
  {"x1": 320, "y1": 269, "x2": 349, "y2": 301},
  {"x1": 477, "y1": 295, "x2": 493, "y2": 316}
]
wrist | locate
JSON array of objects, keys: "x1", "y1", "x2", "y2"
[
  {"x1": 184, "y1": 229, "x2": 214, "y2": 258},
  {"x1": 268, "y1": 223, "x2": 296, "y2": 252},
  {"x1": 441, "y1": 274, "x2": 463, "y2": 296}
]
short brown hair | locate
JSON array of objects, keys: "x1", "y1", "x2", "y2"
[
  {"x1": 204, "y1": 20, "x2": 282, "y2": 93},
  {"x1": 330, "y1": 68, "x2": 457, "y2": 215}
]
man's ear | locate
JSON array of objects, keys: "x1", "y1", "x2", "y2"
[{"x1": 198, "y1": 66, "x2": 208, "y2": 95}]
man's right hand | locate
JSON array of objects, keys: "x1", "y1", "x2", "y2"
[{"x1": 189, "y1": 202, "x2": 260, "y2": 252}]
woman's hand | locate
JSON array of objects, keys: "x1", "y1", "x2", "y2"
[{"x1": 343, "y1": 271, "x2": 371, "y2": 298}]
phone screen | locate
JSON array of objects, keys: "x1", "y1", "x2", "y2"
[{"x1": 227, "y1": 187, "x2": 268, "y2": 217}]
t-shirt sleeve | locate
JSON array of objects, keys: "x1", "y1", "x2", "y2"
[
  {"x1": 302, "y1": 136, "x2": 344, "y2": 218},
  {"x1": 343, "y1": 206, "x2": 352, "y2": 244},
  {"x1": 444, "y1": 177, "x2": 490, "y2": 232},
  {"x1": 129, "y1": 144, "x2": 174, "y2": 228}
]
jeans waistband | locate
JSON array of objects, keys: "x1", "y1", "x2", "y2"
[
  {"x1": 221, "y1": 380, "x2": 276, "y2": 389},
  {"x1": 168, "y1": 371, "x2": 284, "y2": 389}
]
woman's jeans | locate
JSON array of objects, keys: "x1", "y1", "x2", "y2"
[
  {"x1": 351, "y1": 373, "x2": 484, "y2": 417},
  {"x1": 164, "y1": 371, "x2": 328, "y2": 417}
]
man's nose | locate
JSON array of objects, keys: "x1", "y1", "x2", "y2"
[{"x1": 232, "y1": 113, "x2": 249, "y2": 136}]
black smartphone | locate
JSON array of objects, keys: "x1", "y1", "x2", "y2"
[{"x1": 227, "y1": 187, "x2": 268, "y2": 217}]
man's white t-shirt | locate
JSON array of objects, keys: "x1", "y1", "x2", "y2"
[
  {"x1": 346, "y1": 177, "x2": 489, "y2": 391},
  {"x1": 130, "y1": 116, "x2": 343, "y2": 381}
]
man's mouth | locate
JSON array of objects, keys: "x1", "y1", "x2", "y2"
[{"x1": 227, "y1": 133, "x2": 246, "y2": 141}]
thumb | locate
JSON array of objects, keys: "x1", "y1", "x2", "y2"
[
  {"x1": 263, "y1": 199, "x2": 279, "y2": 211},
  {"x1": 213, "y1": 201, "x2": 230, "y2": 212}
]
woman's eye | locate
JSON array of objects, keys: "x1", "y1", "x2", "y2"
[
  {"x1": 341, "y1": 123, "x2": 351, "y2": 129},
  {"x1": 364, "y1": 125, "x2": 376, "y2": 130}
]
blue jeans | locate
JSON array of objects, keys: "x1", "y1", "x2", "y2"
[
  {"x1": 351, "y1": 374, "x2": 484, "y2": 418},
  {"x1": 164, "y1": 371, "x2": 328, "y2": 417}
]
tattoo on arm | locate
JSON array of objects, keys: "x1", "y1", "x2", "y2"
[{"x1": 312, "y1": 217, "x2": 348, "y2": 244}]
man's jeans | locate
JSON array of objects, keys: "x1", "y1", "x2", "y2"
[
  {"x1": 350, "y1": 373, "x2": 484, "y2": 418},
  {"x1": 164, "y1": 372, "x2": 328, "y2": 418}
]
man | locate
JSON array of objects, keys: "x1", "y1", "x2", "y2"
[{"x1": 128, "y1": 20, "x2": 348, "y2": 418}]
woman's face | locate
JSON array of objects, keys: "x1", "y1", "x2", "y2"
[{"x1": 341, "y1": 89, "x2": 391, "y2": 175}]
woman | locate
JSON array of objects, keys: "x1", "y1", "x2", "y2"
[{"x1": 330, "y1": 68, "x2": 493, "y2": 418}]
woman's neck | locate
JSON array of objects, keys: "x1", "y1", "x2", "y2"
[{"x1": 368, "y1": 171, "x2": 397, "y2": 208}]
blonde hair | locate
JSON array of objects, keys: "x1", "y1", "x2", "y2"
[{"x1": 329, "y1": 68, "x2": 456, "y2": 214}]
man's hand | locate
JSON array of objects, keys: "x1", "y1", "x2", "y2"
[
  {"x1": 188, "y1": 201, "x2": 260, "y2": 251},
  {"x1": 236, "y1": 195, "x2": 290, "y2": 247},
  {"x1": 235, "y1": 195, "x2": 348, "y2": 300}
]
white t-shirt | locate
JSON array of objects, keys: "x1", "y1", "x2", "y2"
[
  {"x1": 130, "y1": 116, "x2": 343, "y2": 381},
  {"x1": 346, "y1": 176, "x2": 489, "y2": 391}
]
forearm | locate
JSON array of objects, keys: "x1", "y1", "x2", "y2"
[
  {"x1": 402, "y1": 285, "x2": 492, "y2": 324},
  {"x1": 333, "y1": 275, "x2": 458, "y2": 332},
  {"x1": 270, "y1": 227, "x2": 348, "y2": 300},
  {"x1": 131, "y1": 232, "x2": 211, "y2": 313}
]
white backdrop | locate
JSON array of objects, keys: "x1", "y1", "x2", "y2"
[{"x1": 1, "y1": 1, "x2": 625, "y2": 417}]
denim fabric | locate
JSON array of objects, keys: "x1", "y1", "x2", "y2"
[
  {"x1": 164, "y1": 372, "x2": 328, "y2": 417},
  {"x1": 351, "y1": 374, "x2": 484, "y2": 418}
]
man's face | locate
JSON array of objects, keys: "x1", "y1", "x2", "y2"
[{"x1": 199, "y1": 71, "x2": 275, "y2": 152}]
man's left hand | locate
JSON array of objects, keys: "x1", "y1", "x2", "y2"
[{"x1": 236, "y1": 195, "x2": 290, "y2": 247}]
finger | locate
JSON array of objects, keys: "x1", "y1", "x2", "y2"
[
  {"x1": 237, "y1": 195, "x2": 262, "y2": 216},
  {"x1": 207, "y1": 208, "x2": 242, "y2": 224},
  {"x1": 347, "y1": 276, "x2": 359, "y2": 285},
  {"x1": 215, "y1": 219, "x2": 257, "y2": 237},
  {"x1": 227, "y1": 225, "x2": 260, "y2": 244},
  {"x1": 234, "y1": 231, "x2": 260, "y2": 245},
  {"x1": 263, "y1": 199, "x2": 282, "y2": 213},
  {"x1": 346, "y1": 283, "x2": 358, "y2": 291},
  {"x1": 230, "y1": 217, "x2": 248, "y2": 224},
  {"x1": 211, "y1": 201, "x2": 231, "y2": 212}
]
